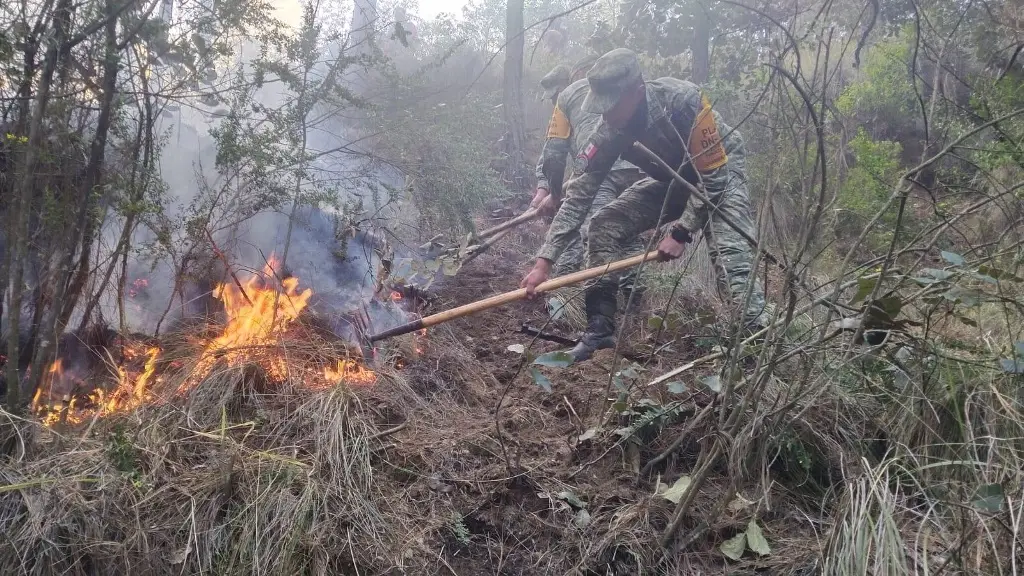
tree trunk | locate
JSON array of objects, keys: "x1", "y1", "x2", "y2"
[
  {"x1": 691, "y1": 3, "x2": 711, "y2": 84},
  {"x1": 3, "y1": 0, "x2": 72, "y2": 411},
  {"x1": 27, "y1": 0, "x2": 120, "y2": 401},
  {"x1": 502, "y1": 0, "x2": 528, "y2": 191}
]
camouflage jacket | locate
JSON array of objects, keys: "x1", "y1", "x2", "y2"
[
  {"x1": 534, "y1": 79, "x2": 637, "y2": 195},
  {"x1": 537, "y1": 77, "x2": 739, "y2": 263}
]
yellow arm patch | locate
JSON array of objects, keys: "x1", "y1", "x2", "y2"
[
  {"x1": 546, "y1": 105, "x2": 571, "y2": 139},
  {"x1": 688, "y1": 95, "x2": 728, "y2": 172}
]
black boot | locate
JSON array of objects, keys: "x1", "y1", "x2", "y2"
[
  {"x1": 621, "y1": 283, "x2": 646, "y2": 315},
  {"x1": 568, "y1": 315, "x2": 616, "y2": 362}
]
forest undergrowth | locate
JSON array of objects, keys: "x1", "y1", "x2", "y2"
[{"x1": 3, "y1": 210, "x2": 1021, "y2": 575}]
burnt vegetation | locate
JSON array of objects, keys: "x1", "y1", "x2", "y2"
[{"x1": 1, "y1": 0, "x2": 1023, "y2": 574}]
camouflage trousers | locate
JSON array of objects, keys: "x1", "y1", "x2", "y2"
[
  {"x1": 584, "y1": 136, "x2": 767, "y2": 328},
  {"x1": 552, "y1": 168, "x2": 646, "y2": 293}
]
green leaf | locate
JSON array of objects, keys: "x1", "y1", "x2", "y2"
[
  {"x1": 647, "y1": 316, "x2": 664, "y2": 330},
  {"x1": 577, "y1": 428, "x2": 598, "y2": 442},
  {"x1": 920, "y1": 268, "x2": 954, "y2": 281},
  {"x1": 999, "y1": 359, "x2": 1024, "y2": 374},
  {"x1": 959, "y1": 291, "x2": 981, "y2": 307},
  {"x1": 573, "y1": 508, "x2": 591, "y2": 528},
  {"x1": 547, "y1": 296, "x2": 566, "y2": 321},
  {"x1": 1014, "y1": 342, "x2": 1024, "y2": 357},
  {"x1": 971, "y1": 483, "x2": 1004, "y2": 513},
  {"x1": 619, "y1": 365, "x2": 640, "y2": 380},
  {"x1": 666, "y1": 381, "x2": 687, "y2": 394},
  {"x1": 851, "y1": 276, "x2": 878, "y2": 304},
  {"x1": 720, "y1": 532, "x2": 747, "y2": 561},
  {"x1": 657, "y1": 475, "x2": 692, "y2": 504},
  {"x1": 956, "y1": 315, "x2": 978, "y2": 327},
  {"x1": 941, "y1": 251, "x2": 965, "y2": 266},
  {"x1": 979, "y1": 265, "x2": 1023, "y2": 282},
  {"x1": 878, "y1": 296, "x2": 903, "y2": 318},
  {"x1": 529, "y1": 366, "x2": 552, "y2": 392},
  {"x1": 972, "y1": 272, "x2": 998, "y2": 285},
  {"x1": 912, "y1": 277, "x2": 939, "y2": 286},
  {"x1": 441, "y1": 258, "x2": 460, "y2": 276},
  {"x1": 702, "y1": 375, "x2": 722, "y2": 393},
  {"x1": 864, "y1": 296, "x2": 903, "y2": 328},
  {"x1": 556, "y1": 490, "x2": 586, "y2": 509},
  {"x1": 745, "y1": 520, "x2": 771, "y2": 556},
  {"x1": 612, "y1": 374, "x2": 627, "y2": 392},
  {"x1": 533, "y1": 351, "x2": 574, "y2": 368}
]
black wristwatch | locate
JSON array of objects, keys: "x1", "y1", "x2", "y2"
[{"x1": 669, "y1": 226, "x2": 692, "y2": 244}]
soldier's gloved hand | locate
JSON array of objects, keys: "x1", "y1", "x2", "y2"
[
  {"x1": 530, "y1": 187, "x2": 550, "y2": 210},
  {"x1": 521, "y1": 259, "x2": 553, "y2": 298},
  {"x1": 657, "y1": 225, "x2": 692, "y2": 261}
]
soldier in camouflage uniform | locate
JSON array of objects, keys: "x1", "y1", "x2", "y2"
[
  {"x1": 532, "y1": 57, "x2": 646, "y2": 316},
  {"x1": 522, "y1": 48, "x2": 767, "y2": 361}
]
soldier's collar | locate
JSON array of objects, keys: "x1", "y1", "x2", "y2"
[{"x1": 644, "y1": 84, "x2": 666, "y2": 128}]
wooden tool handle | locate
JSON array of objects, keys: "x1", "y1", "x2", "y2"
[
  {"x1": 476, "y1": 207, "x2": 540, "y2": 239},
  {"x1": 368, "y1": 251, "x2": 660, "y2": 342}
]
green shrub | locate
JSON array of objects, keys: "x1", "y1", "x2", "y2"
[
  {"x1": 836, "y1": 128, "x2": 903, "y2": 249},
  {"x1": 836, "y1": 34, "x2": 918, "y2": 136}
]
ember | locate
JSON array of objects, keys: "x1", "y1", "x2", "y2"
[
  {"x1": 324, "y1": 359, "x2": 376, "y2": 386},
  {"x1": 128, "y1": 278, "x2": 150, "y2": 298}
]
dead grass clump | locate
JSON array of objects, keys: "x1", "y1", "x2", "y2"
[{"x1": 0, "y1": 342, "x2": 422, "y2": 575}]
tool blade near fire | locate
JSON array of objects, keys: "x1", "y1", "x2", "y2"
[{"x1": 30, "y1": 254, "x2": 430, "y2": 427}]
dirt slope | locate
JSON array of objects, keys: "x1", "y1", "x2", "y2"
[{"x1": 369, "y1": 223, "x2": 821, "y2": 575}]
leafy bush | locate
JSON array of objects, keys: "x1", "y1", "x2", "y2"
[
  {"x1": 836, "y1": 34, "x2": 918, "y2": 139},
  {"x1": 836, "y1": 128, "x2": 903, "y2": 249}
]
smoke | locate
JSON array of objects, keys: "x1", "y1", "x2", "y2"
[{"x1": 83, "y1": 0, "x2": 421, "y2": 339}]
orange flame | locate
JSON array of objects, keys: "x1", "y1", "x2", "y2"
[
  {"x1": 34, "y1": 255, "x2": 383, "y2": 428},
  {"x1": 390, "y1": 290, "x2": 403, "y2": 301},
  {"x1": 103, "y1": 346, "x2": 161, "y2": 414},
  {"x1": 178, "y1": 256, "x2": 313, "y2": 391},
  {"x1": 323, "y1": 359, "x2": 376, "y2": 386},
  {"x1": 31, "y1": 360, "x2": 65, "y2": 426}
]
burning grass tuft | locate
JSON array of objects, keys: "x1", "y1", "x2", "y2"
[{"x1": 1, "y1": 350, "x2": 414, "y2": 575}]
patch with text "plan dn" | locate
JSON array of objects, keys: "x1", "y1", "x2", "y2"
[
  {"x1": 546, "y1": 106, "x2": 571, "y2": 139},
  {"x1": 687, "y1": 95, "x2": 728, "y2": 172}
]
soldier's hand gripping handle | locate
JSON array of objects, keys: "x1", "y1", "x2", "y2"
[{"x1": 657, "y1": 225, "x2": 692, "y2": 261}]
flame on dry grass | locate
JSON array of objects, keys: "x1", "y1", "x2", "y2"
[
  {"x1": 32, "y1": 254, "x2": 379, "y2": 427},
  {"x1": 324, "y1": 360, "x2": 376, "y2": 386},
  {"x1": 179, "y1": 256, "x2": 314, "y2": 393}
]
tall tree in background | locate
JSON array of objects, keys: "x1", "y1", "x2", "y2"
[
  {"x1": 690, "y1": 2, "x2": 710, "y2": 83},
  {"x1": 502, "y1": 0, "x2": 527, "y2": 190}
]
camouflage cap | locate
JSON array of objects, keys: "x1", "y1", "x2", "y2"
[
  {"x1": 540, "y1": 64, "x2": 571, "y2": 99},
  {"x1": 569, "y1": 54, "x2": 599, "y2": 82},
  {"x1": 582, "y1": 48, "x2": 643, "y2": 114}
]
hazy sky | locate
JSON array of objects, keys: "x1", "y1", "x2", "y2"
[
  {"x1": 418, "y1": 0, "x2": 471, "y2": 19},
  {"x1": 273, "y1": 0, "x2": 472, "y2": 28}
]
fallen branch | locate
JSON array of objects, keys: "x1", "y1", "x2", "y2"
[{"x1": 205, "y1": 228, "x2": 254, "y2": 307}]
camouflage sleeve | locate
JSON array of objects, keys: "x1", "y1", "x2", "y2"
[
  {"x1": 536, "y1": 137, "x2": 571, "y2": 197},
  {"x1": 536, "y1": 126, "x2": 625, "y2": 263},
  {"x1": 669, "y1": 89, "x2": 731, "y2": 233},
  {"x1": 536, "y1": 101, "x2": 573, "y2": 194},
  {"x1": 534, "y1": 149, "x2": 549, "y2": 191}
]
